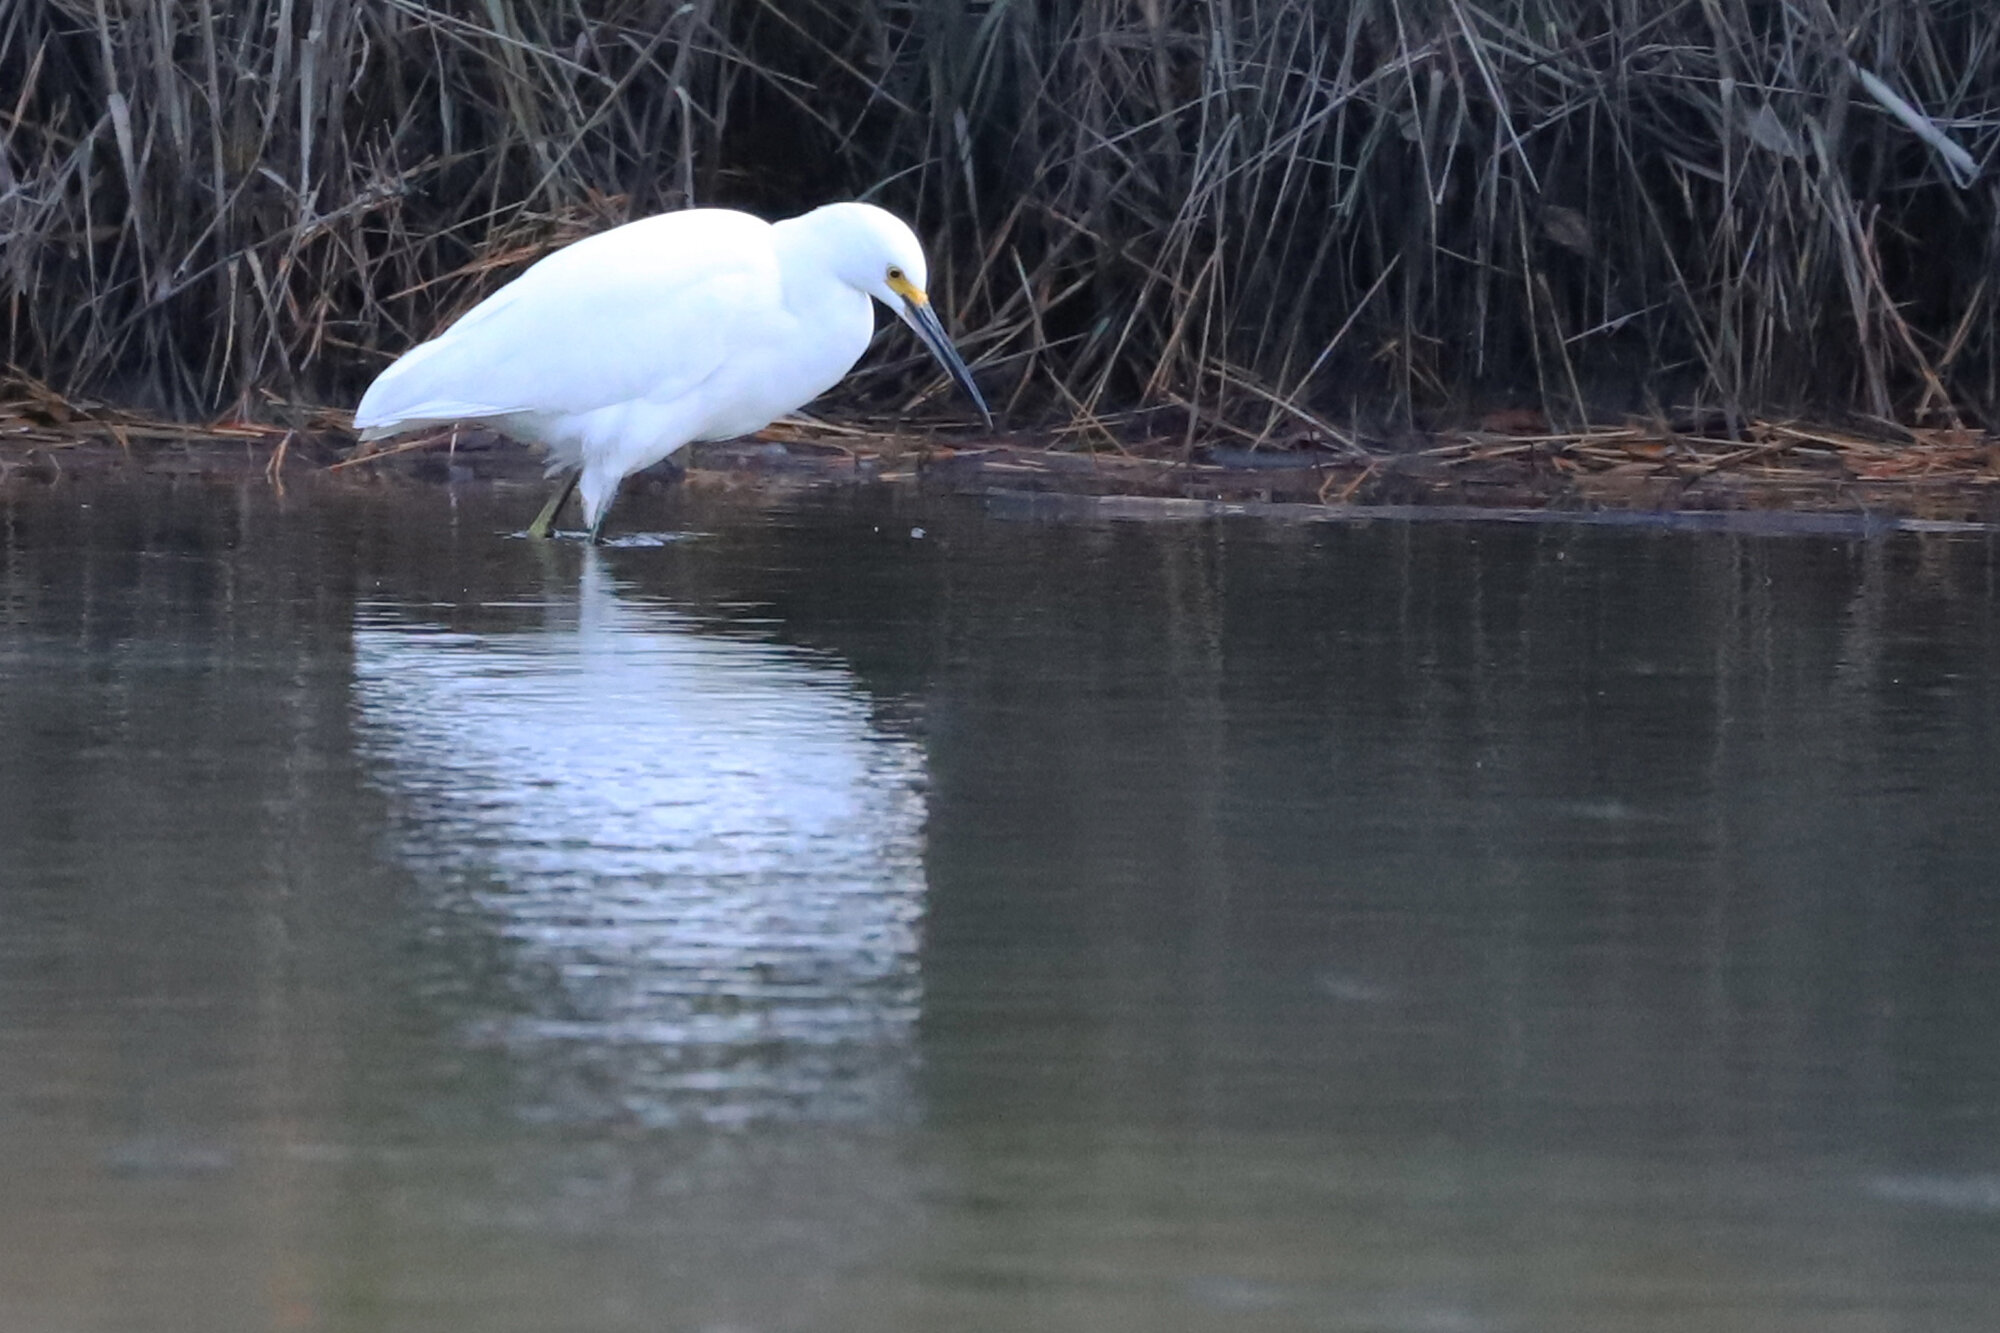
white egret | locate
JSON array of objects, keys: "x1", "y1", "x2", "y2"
[{"x1": 354, "y1": 202, "x2": 990, "y2": 541}]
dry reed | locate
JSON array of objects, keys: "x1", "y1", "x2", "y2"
[{"x1": 4, "y1": 1, "x2": 1999, "y2": 440}]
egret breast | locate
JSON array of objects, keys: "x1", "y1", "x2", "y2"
[{"x1": 692, "y1": 282, "x2": 877, "y2": 443}]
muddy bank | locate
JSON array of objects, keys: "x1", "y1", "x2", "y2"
[{"x1": 5, "y1": 408, "x2": 2000, "y2": 531}]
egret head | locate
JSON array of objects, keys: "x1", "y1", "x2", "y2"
[{"x1": 812, "y1": 202, "x2": 992, "y2": 428}]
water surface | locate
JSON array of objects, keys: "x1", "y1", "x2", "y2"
[{"x1": 2, "y1": 478, "x2": 1998, "y2": 1332}]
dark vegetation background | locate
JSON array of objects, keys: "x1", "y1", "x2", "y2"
[{"x1": 5, "y1": 0, "x2": 2000, "y2": 443}]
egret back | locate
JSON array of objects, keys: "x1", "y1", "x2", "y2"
[{"x1": 354, "y1": 210, "x2": 781, "y2": 441}]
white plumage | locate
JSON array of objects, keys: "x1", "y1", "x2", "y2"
[{"x1": 355, "y1": 201, "x2": 988, "y2": 539}]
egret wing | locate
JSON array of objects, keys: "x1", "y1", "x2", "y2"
[{"x1": 356, "y1": 211, "x2": 782, "y2": 433}]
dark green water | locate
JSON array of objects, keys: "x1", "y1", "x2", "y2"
[{"x1": 3, "y1": 477, "x2": 1998, "y2": 1333}]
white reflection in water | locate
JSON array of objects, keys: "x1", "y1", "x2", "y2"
[{"x1": 353, "y1": 555, "x2": 927, "y2": 1129}]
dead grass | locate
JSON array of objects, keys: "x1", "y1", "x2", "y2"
[{"x1": 4, "y1": 1, "x2": 2000, "y2": 441}]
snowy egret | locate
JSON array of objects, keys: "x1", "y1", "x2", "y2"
[{"x1": 354, "y1": 202, "x2": 990, "y2": 540}]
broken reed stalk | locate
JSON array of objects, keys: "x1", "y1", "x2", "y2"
[{"x1": 2, "y1": 0, "x2": 1999, "y2": 440}]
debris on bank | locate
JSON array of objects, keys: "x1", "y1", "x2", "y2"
[{"x1": 4, "y1": 396, "x2": 1999, "y2": 528}]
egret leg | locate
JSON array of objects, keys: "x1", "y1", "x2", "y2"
[
  {"x1": 583, "y1": 478, "x2": 621, "y2": 546},
  {"x1": 526, "y1": 472, "x2": 579, "y2": 539}
]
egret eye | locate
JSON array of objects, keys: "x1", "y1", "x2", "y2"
[{"x1": 887, "y1": 266, "x2": 905, "y2": 282}]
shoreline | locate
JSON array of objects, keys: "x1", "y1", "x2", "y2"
[{"x1": 5, "y1": 407, "x2": 1999, "y2": 532}]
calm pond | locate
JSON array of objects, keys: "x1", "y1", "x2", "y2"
[{"x1": 2, "y1": 477, "x2": 1998, "y2": 1333}]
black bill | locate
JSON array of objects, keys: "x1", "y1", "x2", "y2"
[{"x1": 899, "y1": 299, "x2": 992, "y2": 429}]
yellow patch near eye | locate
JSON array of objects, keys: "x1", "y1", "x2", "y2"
[{"x1": 886, "y1": 273, "x2": 929, "y2": 307}]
